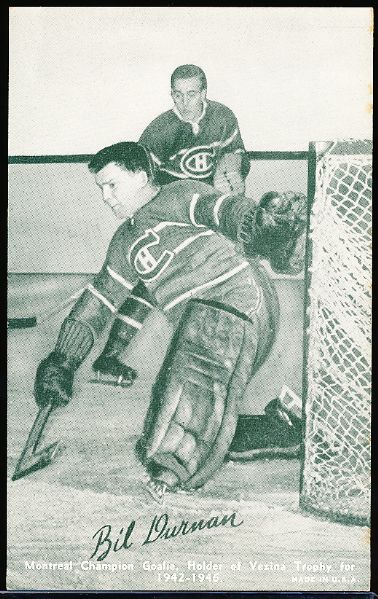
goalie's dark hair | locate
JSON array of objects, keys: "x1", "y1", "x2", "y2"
[
  {"x1": 171, "y1": 64, "x2": 207, "y2": 90},
  {"x1": 88, "y1": 142, "x2": 155, "y2": 181}
]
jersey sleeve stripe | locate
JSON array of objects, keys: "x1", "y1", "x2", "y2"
[
  {"x1": 86, "y1": 283, "x2": 117, "y2": 313},
  {"x1": 154, "y1": 221, "x2": 190, "y2": 232},
  {"x1": 163, "y1": 260, "x2": 250, "y2": 312},
  {"x1": 107, "y1": 266, "x2": 134, "y2": 290},
  {"x1": 220, "y1": 127, "x2": 239, "y2": 149},
  {"x1": 159, "y1": 167, "x2": 189, "y2": 179},
  {"x1": 131, "y1": 295, "x2": 154, "y2": 309},
  {"x1": 150, "y1": 151, "x2": 162, "y2": 166},
  {"x1": 247, "y1": 275, "x2": 263, "y2": 314},
  {"x1": 189, "y1": 193, "x2": 206, "y2": 228},
  {"x1": 173, "y1": 230, "x2": 213, "y2": 255},
  {"x1": 116, "y1": 314, "x2": 143, "y2": 330},
  {"x1": 213, "y1": 194, "x2": 230, "y2": 226}
]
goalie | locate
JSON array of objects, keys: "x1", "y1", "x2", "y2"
[{"x1": 34, "y1": 141, "x2": 306, "y2": 501}]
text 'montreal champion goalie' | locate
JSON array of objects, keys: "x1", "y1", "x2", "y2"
[{"x1": 34, "y1": 141, "x2": 306, "y2": 502}]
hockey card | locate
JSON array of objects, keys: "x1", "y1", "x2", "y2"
[{"x1": 8, "y1": 7, "x2": 372, "y2": 593}]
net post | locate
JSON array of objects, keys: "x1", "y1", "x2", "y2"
[
  {"x1": 299, "y1": 141, "x2": 317, "y2": 505},
  {"x1": 300, "y1": 139, "x2": 372, "y2": 525}
]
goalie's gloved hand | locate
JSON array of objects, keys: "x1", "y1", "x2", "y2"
[
  {"x1": 34, "y1": 352, "x2": 75, "y2": 407},
  {"x1": 92, "y1": 353, "x2": 137, "y2": 386},
  {"x1": 240, "y1": 191, "x2": 307, "y2": 274}
]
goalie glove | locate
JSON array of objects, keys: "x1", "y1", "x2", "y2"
[
  {"x1": 213, "y1": 152, "x2": 245, "y2": 195},
  {"x1": 34, "y1": 318, "x2": 94, "y2": 407},
  {"x1": 34, "y1": 352, "x2": 75, "y2": 407},
  {"x1": 240, "y1": 191, "x2": 307, "y2": 275}
]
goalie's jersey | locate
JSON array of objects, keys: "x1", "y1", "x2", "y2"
[
  {"x1": 70, "y1": 180, "x2": 279, "y2": 365},
  {"x1": 139, "y1": 100, "x2": 248, "y2": 186}
]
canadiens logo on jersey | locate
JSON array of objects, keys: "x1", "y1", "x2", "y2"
[
  {"x1": 129, "y1": 229, "x2": 174, "y2": 282},
  {"x1": 179, "y1": 146, "x2": 215, "y2": 179}
]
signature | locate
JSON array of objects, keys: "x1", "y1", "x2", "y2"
[{"x1": 90, "y1": 511, "x2": 243, "y2": 561}]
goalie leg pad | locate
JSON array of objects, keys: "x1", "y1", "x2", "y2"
[{"x1": 137, "y1": 299, "x2": 257, "y2": 491}]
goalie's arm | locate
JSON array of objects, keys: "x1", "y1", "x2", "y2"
[
  {"x1": 190, "y1": 188, "x2": 307, "y2": 274},
  {"x1": 34, "y1": 227, "x2": 142, "y2": 406},
  {"x1": 56, "y1": 226, "x2": 140, "y2": 358},
  {"x1": 190, "y1": 190, "x2": 257, "y2": 245}
]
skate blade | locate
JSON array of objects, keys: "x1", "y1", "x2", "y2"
[
  {"x1": 88, "y1": 374, "x2": 134, "y2": 388},
  {"x1": 145, "y1": 480, "x2": 167, "y2": 504}
]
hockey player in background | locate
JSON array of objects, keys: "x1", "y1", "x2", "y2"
[
  {"x1": 139, "y1": 64, "x2": 250, "y2": 196},
  {"x1": 122, "y1": 64, "x2": 250, "y2": 379},
  {"x1": 34, "y1": 142, "x2": 305, "y2": 502}
]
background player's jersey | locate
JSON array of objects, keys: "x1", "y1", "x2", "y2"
[{"x1": 139, "y1": 100, "x2": 248, "y2": 186}]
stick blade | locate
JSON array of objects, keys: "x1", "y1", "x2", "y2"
[{"x1": 12, "y1": 441, "x2": 62, "y2": 481}]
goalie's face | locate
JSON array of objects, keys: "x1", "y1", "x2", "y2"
[
  {"x1": 95, "y1": 162, "x2": 148, "y2": 219},
  {"x1": 171, "y1": 76, "x2": 206, "y2": 122}
]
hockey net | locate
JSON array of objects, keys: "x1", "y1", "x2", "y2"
[{"x1": 300, "y1": 140, "x2": 372, "y2": 525}]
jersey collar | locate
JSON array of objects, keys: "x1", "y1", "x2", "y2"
[{"x1": 173, "y1": 100, "x2": 208, "y2": 135}]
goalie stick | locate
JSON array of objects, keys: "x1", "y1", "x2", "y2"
[{"x1": 12, "y1": 403, "x2": 62, "y2": 481}]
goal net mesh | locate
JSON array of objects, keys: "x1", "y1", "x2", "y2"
[{"x1": 300, "y1": 140, "x2": 372, "y2": 525}]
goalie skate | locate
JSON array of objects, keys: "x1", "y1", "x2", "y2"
[
  {"x1": 89, "y1": 370, "x2": 136, "y2": 388},
  {"x1": 89, "y1": 352, "x2": 137, "y2": 388},
  {"x1": 227, "y1": 393, "x2": 302, "y2": 461},
  {"x1": 145, "y1": 479, "x2": 167, "y2": 504}
]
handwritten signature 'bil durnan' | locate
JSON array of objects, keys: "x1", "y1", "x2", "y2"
[{"x1": 90, "y1": 511, "x2": 243, "y2": 561}]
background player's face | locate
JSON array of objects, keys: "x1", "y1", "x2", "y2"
[
  {"x1": 171, "y1": 76, "x2": 206, "y2": 122},
  {"x1": 95, "y1": 162, "x2": 147, "y2": 219}
]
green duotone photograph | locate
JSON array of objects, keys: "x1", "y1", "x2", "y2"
[{"x1": 8, "y1": 6, "x2": 372, "y2": 592}]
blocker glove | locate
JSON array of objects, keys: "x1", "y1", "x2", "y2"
[
  {"x1": 34, "y1": 318, "x2": 94, "y2": 407},
  {"x1": 34, "y1": 352, "x2": 76, "y2": 407}
]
